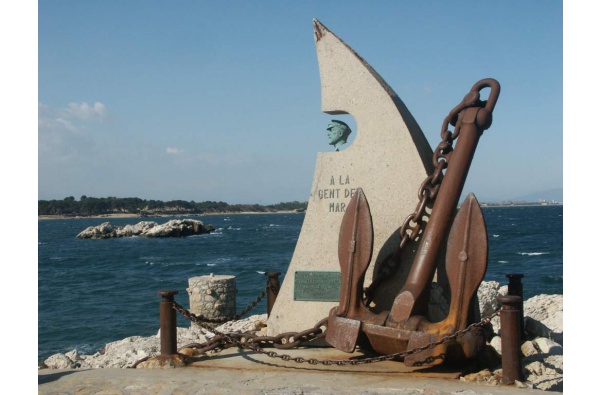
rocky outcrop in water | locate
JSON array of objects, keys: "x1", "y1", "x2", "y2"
[{"x1": 76, "y1": 219, "x2": 214, "y2": 239}]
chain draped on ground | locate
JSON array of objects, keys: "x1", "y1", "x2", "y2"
[{"x1": 172, "y1": 294, "x2": 500, "y2": 366}]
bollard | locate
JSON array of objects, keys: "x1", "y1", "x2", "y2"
[
  {"x1": 187, "y1": 275, "x2": 236, "y2": 329},
  {"x1": 497, "y1": 295, "x2": 524, "y2": 385},
  {"x1": 506, "y1": 273, "x2": 525, "y2": 339},
  {"x1": 158, "y1": 290, "x2": 179, "y2": 356},
  {"x1": 265, "y1": 271, "x2": 281, "y2": 317}
]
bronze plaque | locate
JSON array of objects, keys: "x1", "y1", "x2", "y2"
[{"x1": 294, "y1": 271, "x2": 340, "y2": 301}]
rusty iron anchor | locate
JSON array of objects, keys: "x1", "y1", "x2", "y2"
[
  {"x1": 384, "y1": 78, "x2": 500, "y2": 327},
  {"x1": 326, "y1": 79, "x2": 500, "y2": 366}
]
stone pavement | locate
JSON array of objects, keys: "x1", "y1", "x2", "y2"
[{"x1": 38, "y1": 348, "x2": 552, "y2": 394}]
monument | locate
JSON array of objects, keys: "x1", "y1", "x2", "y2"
[{"x1": 267, "y1": 20, "x2": 435, "y2": 336}]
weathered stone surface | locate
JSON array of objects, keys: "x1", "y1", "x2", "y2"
[
  {"x1": 76, "y1": 219, "x2": 214, "y2": 239},
  {"x1": 115, "y1": 221, "x2": 156, "y2": 237},
  {"x1": 268, "y1": 19, "x2": 434, "y2": 336},
  {"x1": 135, "y1": 354, "x2": 187, "y2": 369},
  {"x1": 521, "y1": 340, "x2": 537, "y2": 357},
  {"x1": 43, "y1": 353, "x2": 77, "y2": 369},
  {"x1": 523, "y1": 294, "x2": 563, "y2": 344},
  {"x1": 460, "y1": 368, "x2": 500, "y2": 386},
  {"x1": 523, "y1": 354, "x2": 563, "y2": 392},
  {"x1": 490, "y1": 336, "x2": 502, "y2": 356},
  {"x1": 187, "y1": 275, "x2": 237, "y2": 328},
  {"x1": 532, "y1": 337, "x2": 562, "y2": 355}
]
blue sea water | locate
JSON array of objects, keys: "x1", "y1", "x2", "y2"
[{"x1": 38, "y1": 206, "x2": 562, "y2": 362}]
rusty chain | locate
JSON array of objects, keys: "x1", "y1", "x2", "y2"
[
  {"x1": 174, "y1": 301, "x2": 499, "y2": 366},
  {"x1": 364, "y1": 89, "x2": 489, "y2": 305}
]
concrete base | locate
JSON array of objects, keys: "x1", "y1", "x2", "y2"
[{"x1": 38, "y1": 348, "x2": 545, "y2": 395}]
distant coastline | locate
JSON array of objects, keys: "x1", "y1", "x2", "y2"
[
  {"x1": 37, "y1": 202, "x2": 561, "y2": 220},
  {"x1": 38, "y1": 210, "x2": 303, "y2": 220}
]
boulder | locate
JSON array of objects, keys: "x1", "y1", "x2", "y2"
[
  {"x1": 43, "y1": 353, "x2": 77, "y2": 369},
  {"x1": 76, "y1": 222, "x2": 117, "y2": 239},
  {"x1": 523, "y1": 354, "x2": 563, "y2": 392},
  {"x1": 116, "y1": 221, "x2": 157, "y2": 237},
  {"x1": 524, "y1": 294, "x2": 563, "y2": 344},
  {"x1": 143, "y1": 219, "x2": 214, "y2": 238}
]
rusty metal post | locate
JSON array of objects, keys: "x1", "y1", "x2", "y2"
[
  {"x1": 265, "y1": 272, "x2": 281, "y2": 317},
  {"x1": 506, "y1": 273, "x2": 525, "y2": 339},
  {"x1": 158, "y1": 290, "x2": 179, "y2": 356},
  {"x1": 497, "y1": 295, "x2": 524, "y2": 385}
]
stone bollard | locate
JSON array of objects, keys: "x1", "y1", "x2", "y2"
[{"x1": 187, "y1": 274, "x2": 236, "y2": 328}]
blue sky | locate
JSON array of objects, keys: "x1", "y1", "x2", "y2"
[{"x1": 36, "y1": 1, "x2": 563, "y2": 204}]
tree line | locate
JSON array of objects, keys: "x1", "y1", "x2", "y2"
[{"x1": 38, "y1": 196, "x2": 308, "y2": 216}]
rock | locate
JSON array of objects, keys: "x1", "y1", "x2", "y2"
[
  {"x1": 135, "y1": 354, "x2": 188, "y2": 369},
  {"x1": 116, "y1": 221, "x2": 157, "y2": 237},
  {"x1": 521, "y1": 340, "x2": 537, "y2": 357},
  {"x1": 76, "y1": 219, "x2": 214, "y2": 239},
  {"x1": 76, "y1": 222, "x2": 118, "y2": 239},
  {"x1": 533, "y1": 337, "x2": 562, "y2": 355},
  {"x1": 460, "y1": 369, "x2": 499, "y2": 385},
  {"x1": 43, "y1": 353, "x2": 76, "y2": 369},
  {"x1": 523, "y1": 354, "x2": 563, "y2": 391},
  {"x1": 41, "y1": 314, "x2": 267, "y2": 369},
  {"x1": 490, "y1": 336, "x2": 502, "y2": 356},
  {"x1": 524, "y1": 294, "x2": 563, "y2": 344}
]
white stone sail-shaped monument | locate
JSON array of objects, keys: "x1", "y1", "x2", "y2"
[{"x1": 267, "y1": 20, "x2": 434, "y2": 335}]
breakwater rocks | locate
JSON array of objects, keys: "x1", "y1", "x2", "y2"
[
  {"x1": 41, "y1": 282, "x2": 563, "y2": 391},
  {"x1": 76, "y1": 219, "x2": 215, "y2": 239},
  {"x1": 42, "y1": 314, "x2": 267, "y2": 369}
]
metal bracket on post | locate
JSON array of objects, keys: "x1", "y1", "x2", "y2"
[{"x1": 497, "y1": 295, "x2": 524, "y2": 385}]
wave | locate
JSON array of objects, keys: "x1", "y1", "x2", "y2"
[
  {"x1": 498, "y1": 260, "x2": 509, "y2": 263},
  {"x1": 493, "y1": 234, "x2": 500, "y2": 238},
  {"x1": 517, "y1": 252, "x2": 550, "y2": 256},
  {"x1": 256, "y1": 271, "x2": 265, "y2": 274}
]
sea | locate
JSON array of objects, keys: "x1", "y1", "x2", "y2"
[{"x1": 38, "y1": 205, "x2": 562, "y2": 362}]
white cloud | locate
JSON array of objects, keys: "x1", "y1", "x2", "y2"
[
  {"x1": 62, "y1": 102, "x2": 108, "y2": 120},
  {"x1": 166, "y1": 147, "x2": 184, "y2": 155}
]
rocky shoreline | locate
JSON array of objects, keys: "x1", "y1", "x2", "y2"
[{"x1": 41, "y1": 281, "x2": 563, "y2": 392}]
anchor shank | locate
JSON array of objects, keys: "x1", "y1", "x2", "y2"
[{"x1": 388, "y1": 107, "x2": 484, "y2": 323}]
